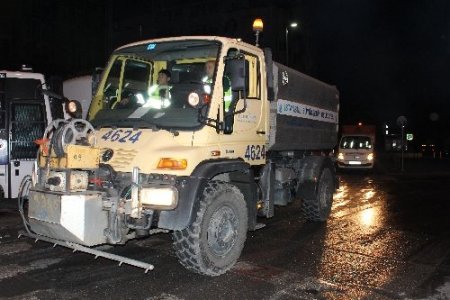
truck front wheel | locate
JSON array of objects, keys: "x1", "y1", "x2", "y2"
[
  {"x1": 301, "y1": 167, "x2": 334, "y2": 222},
  {"x1": 172, "y1": 181, "x2": 248, "y2": 276}
]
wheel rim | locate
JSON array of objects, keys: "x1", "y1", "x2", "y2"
[{"x1": 207, "y1": 206, "x2": 238, "y2": 257}]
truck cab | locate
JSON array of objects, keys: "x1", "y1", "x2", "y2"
[{"x1": 87, "y1": 37, "x2": 268, "y2": 170}]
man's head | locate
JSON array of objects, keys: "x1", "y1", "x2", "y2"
[
  {"x1": 205, "y1": 60, "x2": 216, "y2": 79},
  {"x1": 157, "y1": 69, "x2": 171, "y2": 85}
]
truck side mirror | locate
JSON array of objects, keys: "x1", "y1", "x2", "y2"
[
  {"x1": 222, "y1": 56, "x2": 249, "y2": 135},
  {"x1": 225, "y1": 57, "x2": 248, "y2": 92}
]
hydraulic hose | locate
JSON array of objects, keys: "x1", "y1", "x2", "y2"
[{"x1": 17, "y1": 175, "x2": 33, "y2": 234}]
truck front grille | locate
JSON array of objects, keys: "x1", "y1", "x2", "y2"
[{"x1": 106, "y1": 148, "x2": 138, "y2": 169}]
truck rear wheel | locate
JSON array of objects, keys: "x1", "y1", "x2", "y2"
[
  {"x1": 172, "y1": 181, "x2": 248, "y2": 276},
  {"x1": 301, "y1": 167, "x2": 334, "y2": 222}
]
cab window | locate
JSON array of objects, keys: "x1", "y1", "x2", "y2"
[
  {"x1": 245, "y1": 54, "x2": 260, "y2": 99},
  {"x1": 121, "y1": 60, "x2": 151, "y2": 97},
  {"x1": 103, "y1": 60, "x2": 122, "y2": 107}
]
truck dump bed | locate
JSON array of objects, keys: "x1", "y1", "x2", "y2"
[{"x1": 268, "y1": 63, "x2": 339, "y2": 151}]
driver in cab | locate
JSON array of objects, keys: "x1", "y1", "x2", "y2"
[{"x1": 143, "y1": 69, "x2": 172, "y2": 109}]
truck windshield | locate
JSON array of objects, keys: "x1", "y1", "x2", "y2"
[
  {"x1": 340, "y1": 136, "x2": 372, "y2": 149},
  {"x1": 89, "y1": 40, "x2": 221, "y2": 130}
]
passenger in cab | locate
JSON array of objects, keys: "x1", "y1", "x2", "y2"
[
  {"x1": 202, "y1": 60, "x2": 232, "y2": 112},
  {"x1": 202, "y1": 60, "x2": 216, "y2": 84}
]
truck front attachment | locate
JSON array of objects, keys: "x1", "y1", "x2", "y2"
[{"x1": 18, "y1": 231, "x2": 155, "y2": 273}]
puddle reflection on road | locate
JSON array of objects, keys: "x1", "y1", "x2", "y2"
[
  {"x1": 362, "y1": 189, "x2": 375, "y2": 200},
  {"x1": 359, "y1": 206, "x2": 381, "y2": 227},
  {"x1": 314, "y1": 174, "x2": 404, "y2": 298},
  {"x1": 332, "y1": 176, "x2": 386, "y2": 229}
]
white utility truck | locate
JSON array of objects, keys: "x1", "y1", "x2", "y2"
[
  {"x1": 21, "y1": 36, "x2": 340, "y2": 276},
  {"x1": 337, "y1": 124, "x2": 376, "y2": 169}
]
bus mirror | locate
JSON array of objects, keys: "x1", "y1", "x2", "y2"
[{"x1": 47, "y1": 76, "x2": 63, "y2": 96}]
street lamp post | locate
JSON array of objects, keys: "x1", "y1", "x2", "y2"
[
  {"x1": 397, "y1": 115, "x2": 407, "y2": 172},
  {"x1": 285, "y1": 22, "x2": 298, "y2": 66}
]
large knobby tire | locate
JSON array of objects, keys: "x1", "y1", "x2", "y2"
[
  {"x1": 172, "y1": 181, "x2": 248, "y2": 276},
  {"x1": 301, "y1": 167, "x2": 334, "y2": 222}
]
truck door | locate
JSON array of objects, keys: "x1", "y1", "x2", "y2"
[
  {"x1": 220, "y1": 50, "x2": 266, "y2": 164},
  {"x1": 8, "y1": 101, "x2": 46, "y2": 198}
]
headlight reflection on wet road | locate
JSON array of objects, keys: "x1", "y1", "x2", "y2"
[{"x1": 316, "y1": 174, "x2": 400, "y2": 299}]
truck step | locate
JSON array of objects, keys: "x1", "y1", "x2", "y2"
[{"x1": 18, "y1": 230, "x2": 154, "y2": 273}]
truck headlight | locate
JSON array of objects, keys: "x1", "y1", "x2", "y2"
[
  {"x1": 338, "y1": 152, "x2": 344, "y2": 160},
  {"x1": 188, "y1": 92, "x2": 200, "y2": 107},
  {"x1": 367, "y1": 153, "x2": 374, "y2": 161},
  {"x1": 140, "y1": 186, "x2": 178, "y2": 210}
]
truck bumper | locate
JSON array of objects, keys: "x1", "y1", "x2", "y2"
[{"x1": 28, "y1": 189, "x2": 108, "y2": 246}]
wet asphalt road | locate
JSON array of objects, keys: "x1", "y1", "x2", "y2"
[{"x1": 1, "y1": 161, "x2": 450, "y2": 299}]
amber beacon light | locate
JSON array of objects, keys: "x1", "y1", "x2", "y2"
[{"x1": 253, "y1": 18, "x2": 264, "y2": 46}]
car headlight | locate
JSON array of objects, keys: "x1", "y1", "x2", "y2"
[
  {"x1": 338, "y1": 152, "x2": 344, "y2": 160},
  {"x1": 140, "y1": 186, "x2": 178, "y2": 210},
  {"x1": 367, "y1": 153, "x2": 374, "y2": 161}
]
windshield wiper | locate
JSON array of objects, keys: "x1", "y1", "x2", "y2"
[
  {"x1": 133, "y1": 123, "x2": 160, "y2": 131},
  {"x1": 93, "y1": 118, "x2": 167, "y2": 133}
]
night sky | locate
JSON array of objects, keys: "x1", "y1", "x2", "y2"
[
  {"x1": 1, "y1": 0, "x2": 449, "y2": 149},
  {"x1": 305, "y1": 1, "x2": 450, "y2": 147}
]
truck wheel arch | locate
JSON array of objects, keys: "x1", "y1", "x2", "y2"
[
  {"x1": 172, "y1": 181, "x2": 248, "y2": 276},
  {"x1": 158, "y1": 159, "x2": 257, "y2": 231}
]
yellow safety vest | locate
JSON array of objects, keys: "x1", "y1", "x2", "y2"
[
  {"x1": 202, "y1": 76, "x2": 232, "y2": 112},
  {"x1": 145, "y1": 85, "x2": 171, "y2": 109}
]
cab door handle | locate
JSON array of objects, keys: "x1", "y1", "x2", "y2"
[{"x1": 256, "y1": 130, "x2": 266, "y2": 135}]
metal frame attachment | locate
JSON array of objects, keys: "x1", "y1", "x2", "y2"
[{"x1": 18, "y1": 231, "x2": 155, "y2": 273}]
